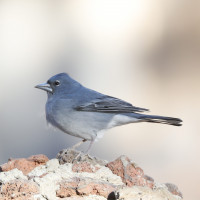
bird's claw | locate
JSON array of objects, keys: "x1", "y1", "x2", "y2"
[{"x1": 72, "y1": 151, "x2": 83, "y2": 163}]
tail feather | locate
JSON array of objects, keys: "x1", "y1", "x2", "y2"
[{"x1": 139, "y1": 115, "x2": 182, "y2": 126}]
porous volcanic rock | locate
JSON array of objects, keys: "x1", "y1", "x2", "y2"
[
  {"x1": 0, "y1": 154, "x2": 48, "y2": 175},
  {"x1": 0, "y1": 149, "x2": 183, "y2": 200},
  {"x1": 106, "y1": 155, "x2": 154, "y2": 188}
]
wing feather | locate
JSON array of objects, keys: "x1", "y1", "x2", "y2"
[{"x1": 75, "y1": 96, "x2": 149, "y2": 113}]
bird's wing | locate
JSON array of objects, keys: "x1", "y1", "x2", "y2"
[{"x1": 75, "y1": 95, "x2": 149, "y2": 113}]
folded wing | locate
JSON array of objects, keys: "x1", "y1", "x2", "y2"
[{"x1": 75, "y1": 95, "x2": 149, "y2": 113}]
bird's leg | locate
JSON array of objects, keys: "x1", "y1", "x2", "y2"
[
  {"x1": 71, "y1": 139, "x2": 86, "y2": 163},
  {"x1": 85, "y1": 139, "x2": 95, "y2": 154},
  {"x1": 71, "y1": 139, "x2": 86, "y2": 150},
  {"x1": 72, "y1": 139, "x2": 95, "y2": 162}
]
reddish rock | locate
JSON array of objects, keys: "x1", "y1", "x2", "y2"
[
  {"x1": 56, "y1": 181, "x2": 79, "y2": 197},
  {"x1": 106, "y1": 155, "x2": 154, "y2": 188},
  {"x1": 165, "y1": 183, "x2": 183, "y2": 198},
  {"x1": 56, "y1": 178, "x2": 115, "y2": 198},
  {"x1": 77, "y1": 182, "x2": 115, "y2": 197},
  {"x1": 0, "y1": 180, "x2": 39, "y2": 200},
  {"x1": 72, "y1": 162, "x2": 99, "y2": 173},
  {"x1": 0, "y1": 154, "x2": 49, "y2": 175},
  {"x1": 0, "y1": 150, "x2": 183, "y2": 199}
]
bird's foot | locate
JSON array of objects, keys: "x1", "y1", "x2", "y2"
[{"x1": 72, "y1": 151, "x2": 84, "y2": 163}]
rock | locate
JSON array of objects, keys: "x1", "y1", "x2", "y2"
[
  {"x1": 165, "y1": 183, "x2": 183, "y2": 198},
  {"x1": 0, "y1": 168, "x2": 27, "y2": 183},
  {"x1": 56, "y1": 180, "x2": 78, "y2": 197},
  {"x1": 57, "y1": 148, "x2": 107, "y2": 166},
  {"x1": 0, "y1": 154, "x2": 49, "y2": 175},
  {"x1": 0, "y1": 149, "x2": 183, "y2": 200},
  {"x1": 56, "y1": 178, "x2": 115, "y2": 198},
  {"x1": 72, "y1": 162, "x2": 100, "y2": 173},
  {"x1": 0, "y1": 179, "x2": 39, "y2": 200},
  {"x1": 106, "y1": 155, "x2": 154, "y2": 188},
  {"x1": 57, "y1": 149, "x2": 106, "y2": 174},
  {"x1": 115, "y1": 185, "x2": 182, "y2": 200}
]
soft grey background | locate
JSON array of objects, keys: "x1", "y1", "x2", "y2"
[{"x1": 0, "y1": 1, "x2": 199, "y2": 200}]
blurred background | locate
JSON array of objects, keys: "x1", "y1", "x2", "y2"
[{"x1": 0, "y1": 0, "x2": 199, "y2": 199}]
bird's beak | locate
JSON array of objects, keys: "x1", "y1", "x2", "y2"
[{"x1": 35, "y1": 83, "x2": 53, "y2": 93}]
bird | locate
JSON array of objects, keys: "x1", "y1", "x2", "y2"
[{"x1": 35, "y1": 73, "x2": 182, "y2": 152}]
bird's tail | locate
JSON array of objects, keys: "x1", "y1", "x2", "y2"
[{"x1": 138, "y1": 114, "x2": 182, "y2": 126}]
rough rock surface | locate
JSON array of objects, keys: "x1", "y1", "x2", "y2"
[
  {"x1": 0, "y1": 149, "x2": 183, "y2": 200},
  {"x1": 1, "y1": 179, "x2": 39, "y2": 200},
  {"x1": 106, "y1": 155, "x2": 154, "y2": 188},
  {"x1": 0, "y1": 154, "x2": 48, "y2": 175}
]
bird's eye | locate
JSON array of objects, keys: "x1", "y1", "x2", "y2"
[{"x1": 54, "y1": 80, "x2": 60, "y2": 86}]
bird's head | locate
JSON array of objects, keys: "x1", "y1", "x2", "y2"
[{"x1": 35, "y1": 73, "x2": 81, "y2": 95}]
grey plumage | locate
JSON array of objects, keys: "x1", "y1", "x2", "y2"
[
  {"x1": 35, "y1": 73, "x2": 182, "y2": 152},
  {"x1": 76, "y1": 96, "x2": 149, "y2": 113}
]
